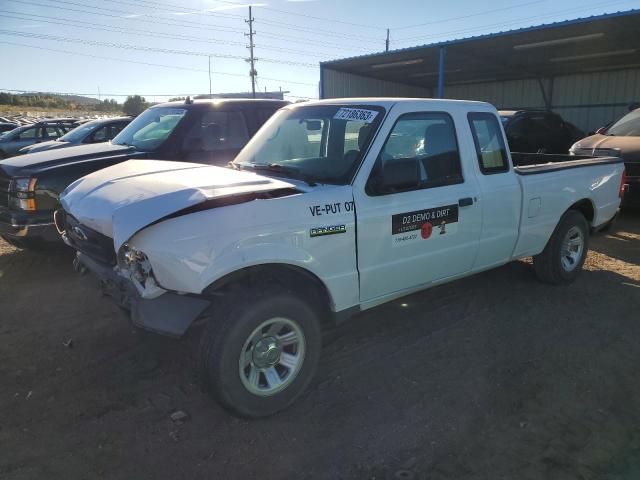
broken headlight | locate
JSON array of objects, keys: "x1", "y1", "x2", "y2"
[{"x1": 118, "y1": 243, "x2": 153, "y2": 283}]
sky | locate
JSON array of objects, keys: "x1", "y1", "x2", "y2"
[{"x1": 0, "y1": 0, "x2": 639, "y2": 103}]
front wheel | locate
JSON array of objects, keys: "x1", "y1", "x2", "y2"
[
  {"x1": 199, "y1": 288, "x2": 322, "y2": 418},
  {"x1": 533, "y1": 210, "x2": 589, "y2": 284}
]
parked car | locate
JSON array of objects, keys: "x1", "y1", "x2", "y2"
[
  {"x1": 0, "y1": 122, "x2": 19, "y2": 134},
  {"x1": 570, "y1": 107, "x2": 640, "y2": 207},
  {"x1": 499, "y1": 109, "x2": 584, "y2": 154},
  {"x1": 19, "y1": 117, "x2": 132, "y2": 155},
  {"x1": 58, "y1": 98, "x2": 624, "y2": 417},
  {"x1": 0, "y1": 98, "x2": 289, "y2": 248},
  {"x1": 0, "y1": 119, "x2": 81, "y2": 158}
]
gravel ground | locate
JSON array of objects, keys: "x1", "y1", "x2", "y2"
[{"x1": 1, "y1": 211, "x2": 639, "y2": 480}]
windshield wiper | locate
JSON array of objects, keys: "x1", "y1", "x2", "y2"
[{"x1": 240, "y1": 163, "x2": 318, "y2": 187}]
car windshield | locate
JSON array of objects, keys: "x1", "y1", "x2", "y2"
[
  {"x1": 232, "y1": 104, "x2": 385, "y2": 185},
  {"x1": 112, "y1": 107, "x2": 187, "y2": 151},
  {"x1": 59, "y1": 123, "x2": 98, "y2": 143},
  {"x1": 607, "y1": 109, "x2": 640, "y2": 136}
]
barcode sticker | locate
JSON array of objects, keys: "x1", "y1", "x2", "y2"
[{"x1": 333, "y1": 108, "x2": 378, "y2": 123}]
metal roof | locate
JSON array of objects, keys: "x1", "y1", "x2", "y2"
[{"x1": 321, "y1": 9, "x2": 640, "y2": 89}]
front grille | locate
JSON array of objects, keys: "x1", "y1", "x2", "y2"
[
  {"x1": 63, "y1": 213, "x2": 117, "y2": 265},
  {"x1": 0, "y1": 171, "x2": 10, "y2": 208}
]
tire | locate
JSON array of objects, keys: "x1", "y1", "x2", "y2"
[
  {"x1": 533, "y1": 209, "x2": 589, "y2": 284},
  {"x1": 199, "y1": 287, "x2": 322, "y2": 418}
]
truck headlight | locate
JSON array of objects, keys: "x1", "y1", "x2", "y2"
[
  {"x1": 8, "y1": 177, "x2": 37, "y2": 211},
  {"x1": 118, "y1": 243, "x2": 152, "y2": 283}
]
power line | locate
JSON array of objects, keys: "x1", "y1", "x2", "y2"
[
  {"x1": 0, "y1": 29, "x2": 319, "y2": 68},
  {"x1": 393, "y1": 0, "x2": 548, "y2": 30},
  {"x1": 37, "y1": 0, "x2": 379, "y2": 45},
  {"x1": 395, "y1": 0, "x2": 634, "y2": 43},
  {"x1": 0, "y1": 11, "x2": 338, "y2": 59},
  {"x1": 6, "y1": 0, "x2": 370, "y2": 53},
  {"x1": 149, "y1": 0, "x2": 385, "y2": 30},
  {"x1": 101, "y1": 0, "x2": 382, "y2": 43},
  {"x1": 0, "y1": 41, "x2": 319, "y2": 87}
]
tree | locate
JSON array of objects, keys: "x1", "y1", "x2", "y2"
[{"x1": 122, "y1": 95, "x2": 147, "y2": 116}]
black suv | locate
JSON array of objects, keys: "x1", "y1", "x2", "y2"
[
  {"x1": 499, "y1": 109, "x2": 584, "y2": 154},
  {"x1": 0, "y1": 98, "x2": 289, "y2": 248}
]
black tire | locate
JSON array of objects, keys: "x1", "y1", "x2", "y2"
[
  {"x1": 199, "y1": 287, "x2": 322, "y2": 418},
  {"x1": 533, "y1": 209, "x2": 589, "y2": 284}
]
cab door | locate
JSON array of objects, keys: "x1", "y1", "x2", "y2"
[{"x1": 353, "y1": 108, "x2": 481, "y2": 303}]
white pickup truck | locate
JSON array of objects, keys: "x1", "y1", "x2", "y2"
[{"x1": 57, "y1": 98, "x2": 625, "y2": 417}]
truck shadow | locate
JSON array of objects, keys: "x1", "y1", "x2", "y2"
[{"x1": 589, "y1": 209, "x2": 640, "y2": 265}]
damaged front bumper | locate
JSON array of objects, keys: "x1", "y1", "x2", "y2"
[{"x1": 75, "y1": 252, "x2": 210, "y2": 337}]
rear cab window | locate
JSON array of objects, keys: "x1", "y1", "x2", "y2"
[
  {"x1": 468, "y1": 112, "x2": 510, "y2": 174},
  {"x1": 182, "y1": 110, "x2": 250, "y2": 153}
]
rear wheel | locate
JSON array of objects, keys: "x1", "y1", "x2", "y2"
[
  {"x1": 199, "y1": 288, "x2": 322, "y2": 418},
  {"x1": 533, "y1": 210, "x2": 589, "y2": 284}
]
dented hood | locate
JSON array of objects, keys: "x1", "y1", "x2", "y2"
[{"x1": 60, "y1": 160, "x2": 297, "y2": 251}]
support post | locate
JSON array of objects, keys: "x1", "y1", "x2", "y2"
[
  {"x1": 437, "y1": 47, "x2": 446, "y2": 99},
  {"x1": 385, "y1": 29, "x2": 390, "y2": 52}
]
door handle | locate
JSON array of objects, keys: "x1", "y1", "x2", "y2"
[{"x1": 458, "y1": 197, "x2": 474, "y2": 207}]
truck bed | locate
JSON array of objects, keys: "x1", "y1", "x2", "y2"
[{"x1": 511, "y1": 152, "x2": 624, "y2": 175}]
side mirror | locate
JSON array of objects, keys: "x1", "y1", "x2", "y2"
[
  {"x1": 369, "y1": 158, "x2": 419, "y2": 194},
  {"x1": 595, "y1": 127, "x2": 607, "y2": 135}
]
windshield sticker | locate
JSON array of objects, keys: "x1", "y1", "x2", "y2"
[
  {"x1": 392, "y1": 204, "x2": 459, "y2": 246},
  {"x1": 333, "y1": 108, "x2": 378, "y2": 123},
  {"x1": 310, "y1": 225, "x2": 347, "y2": 237}
]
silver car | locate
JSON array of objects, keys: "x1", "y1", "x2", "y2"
[
  {"x1": 0, "y1": 121, "x2": 76, "y2": 158},
  {"x1": 19, "y1": 117, "x2": 132, "y2": 155}
]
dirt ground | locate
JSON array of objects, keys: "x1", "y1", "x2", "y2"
[{"x1": 1, "y1": 212, "x2": 639, "y2": 480}]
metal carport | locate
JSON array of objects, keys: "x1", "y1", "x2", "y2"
[{"x1": 320, "y1": 9, "x2": 640, "y2": 131}]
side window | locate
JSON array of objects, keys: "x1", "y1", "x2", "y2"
[
  {"x1": 91, "y1": 126, "x2": 108, "y2": 142},
  {"x1": 18, "y1": 128, "x2": 37, "y2": 140},
  {"x1": 44, "y1": 126, "x2": 59, "y2": 138},
  {"x1": 110, "y1": 123, "x2": 127, "y2": 138},
  {"x1": 183, "y1": 110, "x2": 250, "y2": 152},
  {"x1": 369, "y1": 112, "x2": 463, "y2": 194},
  {"x1": 468, "y1": 112, "x2": 510, "y2": 174}
]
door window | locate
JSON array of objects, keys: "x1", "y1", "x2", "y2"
[
  {"x1": 44, "y1": 126, "x2": 60, "y2": 139},
  {"x1": 369, "y1": 112, "x2": 463, "y2": 193},
  {"x1": 183, "y1": 110, "x2": 250, "y2": 153},
  {"x1": 18, "y1": 128, "x2": 37, "y2": 140},
  {"x1": 468, "y1": 112, "x2": 510, "y2": 174},
  {"x1": 91, "y1": 126, "x2": 108, "y2": 142}
]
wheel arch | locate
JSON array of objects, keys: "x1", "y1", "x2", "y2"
[
  {"x1": 203, "y1": 262, "x2": 335, "y2": 323},
  {"x1": 567, "y1": 198, "x2": 595, "y2": 225}
]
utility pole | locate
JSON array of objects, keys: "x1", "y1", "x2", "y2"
[
  {"x1": 98, "y1": 85, "x2": 101, "y2": 102},
  {"x1": 208, "y1": 55, "x2": 212, "y2": 98},
  {"x1": 385, "y1": 29, "x2": 390, "y2": 52},
  {"x1": 245, "y1": 6, "x2": 257, "y2": 98}
]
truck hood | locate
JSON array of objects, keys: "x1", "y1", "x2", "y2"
[
  {"x1": 0, "y1": 142, "x2": 136, "y2": 177},
  {"x1": 574, "y1": 134, "x2": 640, "y2": 163},
  {"x1": 21, "y1": 140, "x2": 70, "y2": 154},
  {"x1": 60, "y1": 160, "x2": 299, "y2": 251}
]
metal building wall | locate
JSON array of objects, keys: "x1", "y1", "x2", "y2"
[
  {"x1": 322, "y1": 68, "x2": 431, "y2": 99},
  {"x1": 322, "y1": 66, "x2": 640, "y2": 133}
]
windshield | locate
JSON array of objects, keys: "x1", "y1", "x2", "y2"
[
  {"x1": 112, "y1": 107, "x2": 187, "y2": 151},
  {"x1": 59, "y1": 123, "x2": 98, "y2": 143},
  {"x1": 233, "y1": 104, "x2": 385, "y2": 184},
  {"x1": 607, "y1": 109, "x2": 640, "y2": 136}
]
